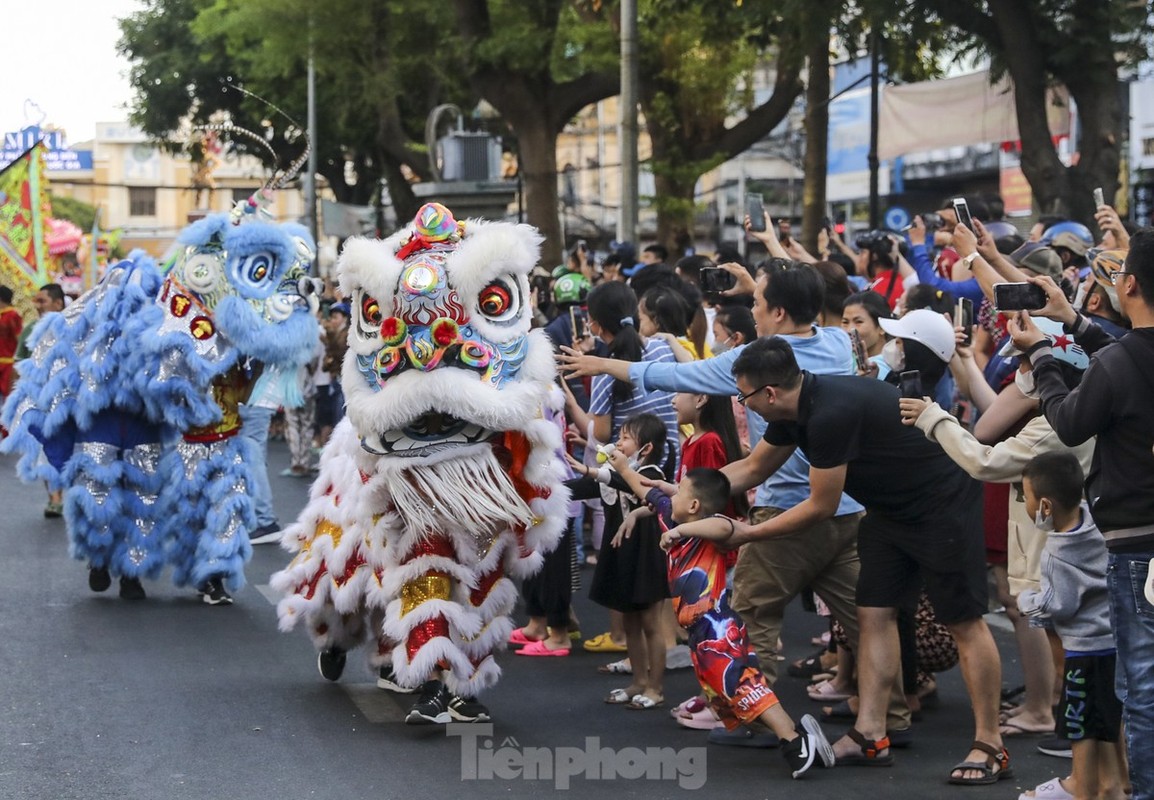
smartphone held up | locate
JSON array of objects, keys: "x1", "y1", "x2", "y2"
[
  {"x1": 899, "y1": 370, "x2": 923, "y2": 399},
  {"x1": 569, "y1": 306, "x2": 589, "y2": 343},
  {"x1": 849, "y1": 329, "x2": 870, "y2": 375},
  {"x1": 954, "y1": 298, "x2": 974, "y2": 347},
  {"x1": 746, "y1": 193, "x2": 766, "y2": 232},
  {"x1": 993, "y1": 282, "x2": 1047, "y2": 312},
  {"x1": 952, "y1": 197, "x2": 974, "y2": 231}
]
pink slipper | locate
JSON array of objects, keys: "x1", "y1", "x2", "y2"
[
  {"x1": 807, "y1": 679, "x2": 853, "y2": 702},
  {"x1": 676, "y1": 705, "x2": 723, "y2": 730},
  {"x1": 508, "y1": 628, "x2": 541, "y2": 646},
  {"x1": 514, "y1": 640, "x2": 570, "y2": 657},
  {"x1": 670, "y1": 695, "x2": 707, "y2": 719}
]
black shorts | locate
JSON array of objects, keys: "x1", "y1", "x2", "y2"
[
  {"x1": 1059, "y1": 652, "x2": 1122, "y2": 742},
  {"x1": 314, "y1": 384, "x2": 345, "y2": 429},
  {"x1": 854, "y1": 493, "x2": 987, "y2": 625}
]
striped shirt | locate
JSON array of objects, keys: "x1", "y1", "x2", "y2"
[{"x1": 590, "y1": 337, "x2": 679, "y2": 475}]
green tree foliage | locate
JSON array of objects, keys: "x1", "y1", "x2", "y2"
[
  {"x1": 451, "y1": 0, "x2": 620, "y2": 265},
  {"x1": 632, "y1": 0, "x2": 806, "y2": 253},
  {"x1": 118, "y1": 0, "x2": 473, "y2": 219},
  {"x1": 48, "y1": 192, "x2": 97, "y2": 232}
]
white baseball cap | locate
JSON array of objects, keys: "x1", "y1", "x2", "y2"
[{"x1": 878, "y1": 308, "x2": 956, "y2": 363}]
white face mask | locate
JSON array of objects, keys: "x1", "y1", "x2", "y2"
[
  {"x1": 1014, "y1": 368, "x2": 1038, "y2": 398},
  {"x1": 1072, "y1": 282, "x2": 1090, "y2": 312},
  {"x1": 881, "y1": 338, "x2": 905, "y2": 372},
  {"x1": 1034, "y1": 505, "x2": 1054, "y2": 532},
  {"x1": 712, "y1": 335, "x2": 733, "y2": 354}
]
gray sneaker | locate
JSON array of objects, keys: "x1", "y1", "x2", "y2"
[
  {"x1": 1037, "y1": 736, "x2": 1073, "y2": 758},
  {"x1": 665, "y1": 644, "x2": 693, "y2": 670},
  {"x1": 249, "y1": 523, "x2": 282, "y2": 545}
]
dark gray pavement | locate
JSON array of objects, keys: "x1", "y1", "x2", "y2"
[{"x1": 0, "y1": 442, "x2": 1069, "y2": 799}]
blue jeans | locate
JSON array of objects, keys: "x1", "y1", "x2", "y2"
[
  {"x1": 239, "y1": 404, "x2": 277, "y2": 528},
  {"x1": 1108, "y1": 551, "x2": 1154, "y2": 800}
]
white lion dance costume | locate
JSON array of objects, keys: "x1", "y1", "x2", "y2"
[
  {"x1": 272, "y1": 203, "x2": 568, "y2": 722},
  {"x1": 1, "y1": 191, "x2": 318, "y2": 603}
]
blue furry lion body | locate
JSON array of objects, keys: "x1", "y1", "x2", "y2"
[{"x1": 1, "y1": 211, "x2": 317, "y2": 590}]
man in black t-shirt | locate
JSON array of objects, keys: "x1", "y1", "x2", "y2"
[{"x1": 722, "y1": 337, "x2": 1007, "y2": 782}]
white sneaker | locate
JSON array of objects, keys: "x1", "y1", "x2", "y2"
[{"x1": 665, "y1": 644, "x2": 693, "y2": 670}]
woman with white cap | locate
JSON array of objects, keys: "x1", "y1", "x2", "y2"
[{"x1": 878, "y1": 308, "x2": 957, "y2": 397}]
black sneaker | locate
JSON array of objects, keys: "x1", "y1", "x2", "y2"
[
  {"x1": 780, "y1": 714, "x2": 835, "y2": 779},
  {"x1": 119, "y1": 576, "x2": 146, "y2": 601},
  {"x1": 317, "y1": 647, "x2": 347, "y2": 681},
  {"x1": 377, "y1": 665, "x2": 415, "y2": 693},
  {"x1": 88, "y1": 566, "x2": 112, "y2": 593},
  {"x1": 405, "y1": 680, "x2": 451, "y2": 725},
  {"x1": 198, "y1": 577, "x2": 233, "y2": 606},
  {"x1": 1037, "y1": 736, "x2": 1073, "y2": 758},
  {"x1": 249, "y1": 523, "x2": 282, "y2": 545},
  {"x1": 448, "y1": 694, "x2": 491, "y2": 723}
]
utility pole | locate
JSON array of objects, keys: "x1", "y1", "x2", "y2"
[
  {"x1": 868, "y1": 29, "x2": 880, "y2": 230},
  {"x1": 306, "y1": 34, "x2": 319, "y2": 256},
  {"x1": 619, "y1": 0, "x2": 639, "y2": 248}
]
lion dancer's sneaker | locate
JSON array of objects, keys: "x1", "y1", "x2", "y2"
[{"x1": 404, "y1": 674, "x2": 491, "y2": 725}]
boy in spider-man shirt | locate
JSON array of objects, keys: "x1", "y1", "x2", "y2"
[{"x1": 619, "y1": 464, "x2": 835, "y2": 779}]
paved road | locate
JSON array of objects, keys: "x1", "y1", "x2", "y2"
[{"x1": 0, "y1": 442, "x2": 1068, "y2": 799}]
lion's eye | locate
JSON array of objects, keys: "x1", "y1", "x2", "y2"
[
  {"x1": 479, "y1": 285, "x2": 511, "y2": 317},
  {"x1": 362, "y1": 295, "x2": 382, "y2": 326},
  {"x1": 244, "y1": 253, "x2": 273, "y2": 283}
]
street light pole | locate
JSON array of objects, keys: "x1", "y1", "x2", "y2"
[
  {"x1": 619, "y1": 0, "x2": 639, "y2": 248},
  {"x1": 868, "y1": 29, "x2": 880, "y2": 230},
  {"x1": 306, "y1": 37, "x2": 319, "y2": 255}
]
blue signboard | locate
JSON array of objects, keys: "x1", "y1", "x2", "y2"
[
  {"x1": 0, "y1": 125, "x2": 92, "y2": 172},
  {"x1": 827, "y1": 89, "x2": 872, "y2": 176}
]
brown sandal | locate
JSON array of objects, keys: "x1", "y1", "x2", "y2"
[
  {"x1": 837, "y1": 728, "x2": 894, "y2": 766},
  {"x1": 947, "y1": 740, "x2": 1013, "y2": 785}
]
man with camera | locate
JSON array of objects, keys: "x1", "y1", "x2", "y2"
[{"x1": 854, "y1": 231, "x2": 908, "y2": 310}]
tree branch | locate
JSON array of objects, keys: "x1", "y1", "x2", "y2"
[
  {"x1": 922, "y1": 0, "x2": 1004, "y2": 52},
  {"x1": 700, "y1": 59, "x2": 804, "y2": 162},
  {"x1": 547, "y1": 72, "x2": 621, "y2": 133}
]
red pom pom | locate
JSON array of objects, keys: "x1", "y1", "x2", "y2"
[{"x1": 431, "y1": 319, "x2": 459, "y2": 346}]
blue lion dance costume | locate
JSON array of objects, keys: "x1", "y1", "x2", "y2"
[{"x1": 1, "y1": 191, "x2": 318, "y2": 602}]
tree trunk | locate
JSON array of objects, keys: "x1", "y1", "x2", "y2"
[
  {"x1": 987, "y1": 1, "x2": 1069, "y2": 216},
  {"x1": 511, "y1": 115, "x2": 564, "y2": 267},
  {"x1": 801, "y1": 36, "x2": 831, "y2": 256},
  {"x1": 651, "y1": 169, "x2": 695, "y2": 257},
  {"x1": 381, "y1": 156, "x2": 420, "y2": 229},
  {"x1": 1063, "y1": 80, "x2": 1123, "y2": 230}
]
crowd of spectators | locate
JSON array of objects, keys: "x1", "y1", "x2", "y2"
[{"x1": 510, "y1": 198, "x2": 1154, "y2": 796}]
